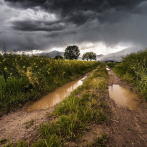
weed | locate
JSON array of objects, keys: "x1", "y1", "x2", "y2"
[
  {"x1": 31, "y1": 135, "x2": 63, "y2": 147},
  {"x1": 30, "y1": 119, "x2": 34, "y2": 125},
  {"x1": 25, "y1": 119, "x2": 34, "y2": 129},
  {"x1": 89, "y1": 133, "x2": 107, "y2": 147}
]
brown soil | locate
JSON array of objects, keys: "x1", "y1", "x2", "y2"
[
  {"x1": 1, "y1": 68, "x2": 147, "y2": 147},
  {"x1": 0, "y1": 107, "x2": 54, "y2": 146}
]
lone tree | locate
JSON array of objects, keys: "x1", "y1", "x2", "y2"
[
  {"x1": 82, "y1": 52, "x2": 96, "y2": 61},
  {"x1": 64, "y1": 45, "x2": 80, "y2": 60}
]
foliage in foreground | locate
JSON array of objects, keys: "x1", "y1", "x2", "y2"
[
  {"x1": 0, "y1": 52, "x2": 100, "y2": 113},
  {"x1": 113, "y1": 49, "x2": 147, "y2": 99}
]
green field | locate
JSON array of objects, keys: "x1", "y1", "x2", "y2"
[{"x1": 0, "y1": 53, "x2": 100, "y2": 113}]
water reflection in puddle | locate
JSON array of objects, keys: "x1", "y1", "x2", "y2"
[
  {"x1": 26, "y1": 76, "x2": 87, "y2": 112},
  {"x1": 106, "y1": 68, "x2": 110, "y2": 71},
  {"x1": 109, "y1": 84, "x2": 140, "y2": 110}
]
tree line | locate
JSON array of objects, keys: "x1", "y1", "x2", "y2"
[{"x1": 55, "y1": 45, "x2": 96, "y2": 61}]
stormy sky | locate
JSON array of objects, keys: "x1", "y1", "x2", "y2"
[{"x1": 0, "y1": 0, "x2": 147, "y2": 55}]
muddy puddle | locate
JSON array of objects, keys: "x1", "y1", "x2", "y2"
[
  {"x1": 109, "y1": 84, "x2": 140, "y2": 110},
  {"x1": 26, "y1": 76, "x2": 87, "y2": 112}
]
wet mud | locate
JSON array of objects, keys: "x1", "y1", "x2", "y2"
[
  {"x1": 109, "y1": 84, "x2": 140, "y2": 110},
  {"x1": 26, "y1": 76, "x2": 87, "y2": 112},
  {"x1": 107, "y1": 67, "x2": 147, "y2": 147}
]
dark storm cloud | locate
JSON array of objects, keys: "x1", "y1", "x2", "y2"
[
  {"x1": 5, "y1": 0, "x2": 146, "y2": 32},
  {"x1": 11, "y1": 20, "x2": 67, "y2": 31},
  {"x1": 5, "y1": 0, "x2": 145, "y2": 13},
  {"x1": 5, "y1": 0, "x2": 47, "y2": 8},
  {"x1": 1, "y1": 0, "x2": 147, "y2": 53}
]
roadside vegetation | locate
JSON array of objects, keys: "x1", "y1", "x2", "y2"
[
  {"x1": 111, "y1": 49, "x2": 147, "y2": 99},
  {"x1": 0, "y1": 52, "x2": 99, "y2": 113},
  {"x1": 3, "y1": 63, "x2": 110, "y2": 147}
]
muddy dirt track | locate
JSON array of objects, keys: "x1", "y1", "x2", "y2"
[
  {"x1": 1, "y1": 68, "x2": 147, "y2": 146},
  {"x1": 69, "y1": 69, "x2": 147, "y2": 147},
  {"x1": 107, "y1": 69, "x2": 147, "y2": 147}
]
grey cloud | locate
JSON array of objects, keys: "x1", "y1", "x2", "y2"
[
  {"x1": 5, "y1": 0, "x2": 146, "y2": 32},
  {"x1": 1, "y1": 0, "x2": 147, "y2": 53},
  {"x1": 10, "y1": 20, "x2": 67, "y2": 31},
  {"x1": 5, "y1": 0, "x2": 47, "y2": 9}
]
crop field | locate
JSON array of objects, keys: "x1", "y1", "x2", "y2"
[
  {"x1": 113, "y1": 49, "x2": 147, "y2": 99},
  {"x1": 0, "y1": 53, "x2": 100, "y2": 113}
]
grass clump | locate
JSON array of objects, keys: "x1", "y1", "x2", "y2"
[
  {"x1": 89, "y1": 133, "x2": 107, "y2": 147},
  {"x1": 31, "y1": 135, "x2": 63, "y2": 147},
  {"x1": 29, "y1": 119, "x2": 34, "y2": 125},
  {"x1": 25, "y1": 119, "x2": 34, "y2": 129},
  {"x1": 40, "y1": 114, "x2": 87, "y2": 141}
]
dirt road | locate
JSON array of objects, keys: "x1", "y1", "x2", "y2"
[
  {"x1": 1, "y1": 68, "x2": 147, "y2": 146},
  {"x1": 107, "y1": 69, "x2": 147, "y2": 147}
]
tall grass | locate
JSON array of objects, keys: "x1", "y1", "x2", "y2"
[
  {"x1": 113, "y1": 49, "x2": 147, "y2": 99},
  {"x1": 0, "y1": 52, "x2": 100, "y2": 113}
]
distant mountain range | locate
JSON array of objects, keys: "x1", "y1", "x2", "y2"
[
  {"x1": 41, "y1": 50, "x2": 64, "y2": 57},
  {"x1": 99, "y1": 47, "x2": 142, "y2": 62}
]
